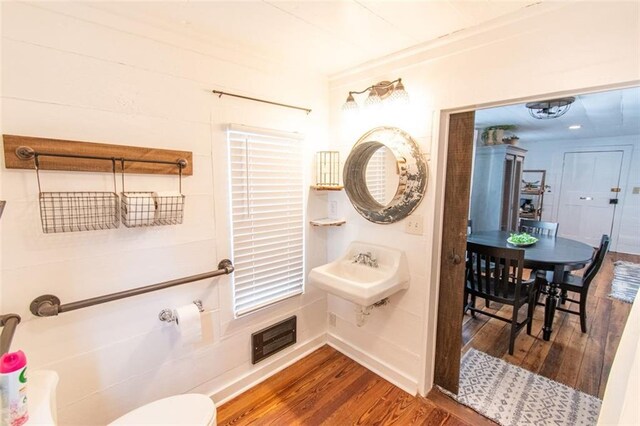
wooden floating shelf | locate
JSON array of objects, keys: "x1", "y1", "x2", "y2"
[
  {"x1": 3, "y1": 135, "x2": 193, "y2": 176},
  {"x1": 310, "y1": 218, "x2": 346, "y2": 227},
  {"x1": 310, "y1": 185, "x2": 343, "y2": 191},
  {"x1": 519, "y1": 213, "x2": 536, "y2": 218}
]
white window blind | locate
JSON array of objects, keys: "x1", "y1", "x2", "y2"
[
  {"x1": 227, "y1": 125, "x2": 304, "y2": 317},
  {"x1": 366, "y1": 148, "x2": 387, "y2": 204}
]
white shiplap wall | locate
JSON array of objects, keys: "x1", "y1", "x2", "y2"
[{"x1": 0, "y1": 2, "x2": 329, "y2": 424}]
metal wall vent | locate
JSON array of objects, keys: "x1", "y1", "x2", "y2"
[{"x1": 251, "y1": 316, "x2": 296, "y2": 364}]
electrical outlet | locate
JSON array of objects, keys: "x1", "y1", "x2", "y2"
[
  {"x1": 633, "y1": 187, "x2": 640, "y2": 195},
  {"x1": 328, "y1": 201, "x2": 338, "y2": 219},
  {"x1": 405, "y1": 214, "x2": 424, "y2": 235},
  {"x1": 328, "y1": 313, "x2": 337, "y2": 327}
]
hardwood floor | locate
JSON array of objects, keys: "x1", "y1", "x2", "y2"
[
  {"x1": 462, "y1": 252, "x2": 638, "y2": 398},
  {"x1": 217, "y1": 345, "x2": 496, "y2": 426},
  {"x1": 217, "y1": 252, "x2": 636, "y2": 425}
]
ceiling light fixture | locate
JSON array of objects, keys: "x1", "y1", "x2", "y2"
[
  {"x1": 525, "y1": 97, "x2": 576, "y2": 119},
  {"x1": 568, "y1": 124, "x2": 582, "y2": 130},
  {"x1": 341, "y1": 78, "x2": 409, "y2": 112}
]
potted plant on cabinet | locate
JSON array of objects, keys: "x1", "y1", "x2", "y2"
[{"x1": 481, "y1": 125, "x2": 517, "y2": 145}]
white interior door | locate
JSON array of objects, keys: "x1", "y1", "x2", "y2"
[{"x1": 557, "y1": 150, "x2": 623, "y2": 247}]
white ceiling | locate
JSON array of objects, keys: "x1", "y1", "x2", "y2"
[
  {"x1": 79, "y1": 2, "x2": 640, "y2": 143},
  {"x1": 474, "y1": 87, "x2": 640, "y2": 142},
  {"x1": 86, "y1": 0, "x2": 538, "y2": 75}
]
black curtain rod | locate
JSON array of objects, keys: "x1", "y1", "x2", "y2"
[{"x1": 212, "y1": 90, "x2": 311, "y2": 114}]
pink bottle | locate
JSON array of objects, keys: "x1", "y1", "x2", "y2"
[{"x1": 0, "y1": 351, "x2": 28, "y2": 426}]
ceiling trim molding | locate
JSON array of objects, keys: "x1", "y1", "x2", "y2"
[{"x1": 328, "y1": 1, "x2": 566, "y2": 88}]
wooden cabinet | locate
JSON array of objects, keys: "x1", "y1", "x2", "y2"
[
  {"x1": 470, "y1": 145, "x2": 527, "y2": 233},
  {"x1": 520, "y1": 170, "x2": 546, "y2": 221}
]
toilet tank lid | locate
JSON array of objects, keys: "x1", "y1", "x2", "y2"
[{"x1": 108, "y1": 394, "x2": 215, "y2": 425}]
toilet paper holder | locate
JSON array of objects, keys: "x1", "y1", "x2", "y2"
[{"x1": 159, "y1": 300, "x2": 203, "y2": 323}]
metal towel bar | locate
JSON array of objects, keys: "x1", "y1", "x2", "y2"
[
  {"x1": 0, "y1": 314, "x2": 21, "y2": 356},
  {"x1": 30, "y1": 259, "x2": 233, "y2": 317}
]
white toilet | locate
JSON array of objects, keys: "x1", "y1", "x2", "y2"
[{"x1": 28, "y1": 370, "x2": 216, "y2": 426}]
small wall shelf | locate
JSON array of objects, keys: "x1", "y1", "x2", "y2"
[
  {"x1": 310, "y1": 218, "x2": 346, "y2": 227},
  {"x1": 3, "y1": 135, "x2": 193, "y2": 175},
  {"x1": 310, "y1": 185, "x2": 343, "y2": 191}
]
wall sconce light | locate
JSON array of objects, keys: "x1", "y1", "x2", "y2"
[{"x1": 341, "y1": 78, "x2": 409, "y2": 112}]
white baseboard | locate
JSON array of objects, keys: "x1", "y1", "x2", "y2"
[
  {"x1": 327, "y1": 333, "x2": 418, "y2": 395},
  {"x1": 210, "y1": 333, "x2": 327, "y2": 406}
]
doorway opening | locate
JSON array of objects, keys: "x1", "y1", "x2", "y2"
[{"x1": 433, "y1": 86, "x2": 640, "y2": 416}]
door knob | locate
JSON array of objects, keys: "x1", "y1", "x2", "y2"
[{"x1": 449, "y1": 250, "x2": 462, "y2": 265}]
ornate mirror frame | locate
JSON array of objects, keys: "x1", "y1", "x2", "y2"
[{"x1": 343, "y1": 127, "x2": 428, "y2": 224}]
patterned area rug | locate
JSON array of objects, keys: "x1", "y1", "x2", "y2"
[
  {"x1": 449, "y1": 349, "x2": 601, "y2": 426},
  {"x1": 609, "y1": 261, "x2": 640, "y2": 303}
]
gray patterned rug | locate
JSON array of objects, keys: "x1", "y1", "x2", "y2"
[
  {"x1": 609, "y1": 261, "x2": 640, "y2": 303},
  {"x1": 448, "y1": 349, "x2": 601, "y2": 426}
]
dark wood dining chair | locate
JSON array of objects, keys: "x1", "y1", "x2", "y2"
[
  {"x1": 465, "y1": 219, "x2": 497, "y2": 308},
  {"x1": 519, "y1": 219, "x2": 559, "y2": 237},
  {"x1": 519, "y1": 219, "x2": 559, "y2": 281},
  {"x1": 536, "y1": 234, "x2": 610, "y2": 333},
  {"x1": 464, "y1": 242, "x2": 537, "y2": 355}
]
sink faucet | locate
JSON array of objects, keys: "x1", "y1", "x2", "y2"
[{"x1": 352, "y1": 252, "x2": 378, "y2": 268}]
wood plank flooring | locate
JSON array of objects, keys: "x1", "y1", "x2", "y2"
[
  {"x1": 462, "y1": 252, "x2": 638, "y2": 398},
  {"x1": 218, "y1": 252, "x2": 637, "y2": 425},
  {"x1": 217, "y1": 345, "x2": 495, "y2": 426}
]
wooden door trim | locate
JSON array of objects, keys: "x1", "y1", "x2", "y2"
[{"x1": 433, "y1": 111, "x2": 476, "y2": 393}]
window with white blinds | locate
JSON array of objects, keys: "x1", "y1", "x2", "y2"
[{"x1": 227, "y1": 125, "x2": 304, "y2": 317}]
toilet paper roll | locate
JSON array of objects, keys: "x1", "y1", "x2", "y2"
[
  {"x1": 122, "y1": 192, "x2": 155, "y2": 226},
  {"x1": 152, "y1": 191, "x2": 183, "y2": 223},
  {"x1": 174, "y1": 303, "x2": 202, "y2": 344}
]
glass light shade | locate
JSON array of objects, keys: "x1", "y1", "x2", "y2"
[
  {"x1": 389, "y1": 88, "x2": 409, "y2": 105},
  {"x1": 342, "y1": 93, "x2": 358, "y2": 112},
  {"x1": 388, "y1": 80, "x2": 409, "y2": 105},
  {"x1": 364, "y1": 89, "x2": 382, "y2": 108}
]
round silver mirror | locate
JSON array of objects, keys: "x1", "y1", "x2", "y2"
[{"x1": 344, "y1": 127, "x2": 427, "y2": 224}]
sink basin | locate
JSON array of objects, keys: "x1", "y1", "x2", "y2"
[{"x1": 309, "y1": 241, "x2": 409, "y2": 306}]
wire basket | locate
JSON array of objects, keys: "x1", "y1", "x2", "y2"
[
  {"x1": 120, "y1": 192, "x2": 185, "y2": 227},
  {"x1": 120, "y1": 158, "x2": 185, "y2": 227},
  {"x1": 35, "y1": 158, "x2": 120, "y2": 234},
  {"x1": 39, "y1": 192, "x2": 119, "y2": 233}
]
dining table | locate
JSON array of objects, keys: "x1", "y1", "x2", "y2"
[{"x1": 467, "y1": 230, "x2": 595, "y2": 341}]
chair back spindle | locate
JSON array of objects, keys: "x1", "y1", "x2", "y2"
[{"x1": 519, "y1": 219, "x2": 559, "y2": 237}]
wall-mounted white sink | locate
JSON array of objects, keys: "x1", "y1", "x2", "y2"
[{"x1": 309, "y1": 241, "x2": 409, "y2": 306}]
